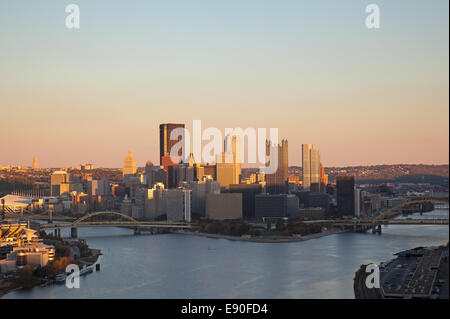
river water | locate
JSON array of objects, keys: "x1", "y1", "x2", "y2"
[{"x1": 3, "y1": 210, "x2": 448, "y2": 299}]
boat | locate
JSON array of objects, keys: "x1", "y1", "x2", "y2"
[
  {"x1": 79, "y1": 265, "x2": 94, "y2": 276},
  {"x1": 54, "y1": 273, "x2": 67, "y2": 284}
]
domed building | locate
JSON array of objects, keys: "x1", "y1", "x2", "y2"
[{"x1": 123, "y1": 151, "x2": 137, "y2": 176}]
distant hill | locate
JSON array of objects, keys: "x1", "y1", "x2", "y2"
[{"x1": 284, "y1": 164, "x2": 449, "y2": 186}]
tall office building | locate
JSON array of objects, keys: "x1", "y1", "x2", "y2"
[
  {"x1": 302, "y1": 144, "x2": 320, "y2": 190},
  {"x1": 167, "y1": 153, "x2": 204, "y2": 188},
  {"x1": 166, "y1": 189, "x2": 192, "y2": 222},
  {"x1": 224, "y1": 133, "x2": 241, "y2": 164},
  {"x1": 145, "y1": 161, "x2": 167, "y2": 188},
  {"x1": 50, "y1": 171, "x2": 70, "y2": 196},
  {"x1": 310, "y1": 149, "x2": 320, "y2": 184},
  {"x1": 159, "y1": 123, "x2": 185, "y2": 165},
  {"x1": 186, "y1": 178, "x2": 220, "y2": 217},
  {"x1": 216, "y1": 134, "x2": 242, "y2": 189},
  {"x1": 31, "y1": 157, "x2": 38, "y2": 170},
  {"x1": 336, "y1": 175, "x2": 355, "y2": 217},
  {"x1": 216, "y1": 153, "x2": 240, "y2": 189},
  {"x1": 264, "y1": 139, "x2": 288, "y2": 194},
  {"x1": 123, "y1": 151, "x2": 137, "y2": 176},
  {"x1": 229, "y1": 184, "x2": 263, "y2": 219},
  {"x1": 320, "y1": 163, "x2": 328, "y2": 187},
  {"x1": 354, "y1": 188, "x2": 361, "y2": 218}
]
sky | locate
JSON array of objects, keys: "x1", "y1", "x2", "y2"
[{"x1": 0, "y1": 0, "x2": 448, "y2": 168}]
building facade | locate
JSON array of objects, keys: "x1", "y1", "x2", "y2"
[
  {"x1": 159, "y1": 123, "x2": 185, "y2": 165},
  {"x1": 265, "y1": 140, "x2": 289, "y2": 194},
  {"x1": 336, "y1": 175, "x2": 355, "y2": 217}
]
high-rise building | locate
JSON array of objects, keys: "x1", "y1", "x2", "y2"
[
  {"x1": 32, "y1": 157, "x2": 38, "y2": 170},
  {"x1": 88, "y1": 180, "x2": 99, "y2": 196},
  {"x1": 224, "y1": 133, "x2": 241, "y2": 164},
  {"x1": 50, "y1": 171, "x2": 70, "y2": 196},
  {"x1": 264, "y1": 140, "x2": 288, "y2": 194},
  {"x1": 354, "y1": 188, "x2": 361, "y2": 218},
  {"x1": 302, "y1": 144, "x2": 312, "y2": 188},
  {"x1": 216, "y1": 134, "x2": 242, "y2": 189},
  {"x1": 302, "y1": 144, "x2": 320, "y2": 190},
  {"x1": 144, "y1": 183, "x2": 166, "y2": 220},
  {"x1": 310, "y1": 149, "x2": 320, "y2": 184},
  {"x1": 216, "y1": 152, "x2": 240, "y2": 189},
  {"x1": 145, "y1": 161, "x2": 167, "y2": 188},
  {"x1": 159, "y1": 123, "x2": 185, "y2": 165},
  {"x1": 229, "y1": 184, "x2": 263, "y2": 219},
  {"x1": 320, "y1": 163, "x2": 328, "y2": 188},
  {"x1": 143, "y1": 183, "x2": 191, "y2": 222},
  {"x1": 336, "y1": 175, "x2": 355, "y2": 217},
  {"x1": 186, "y1": 177, "x2": 220, "y2": 217},
  {"x1": 166, "y1": 189, "x2": 191, "y2": 222},
  {"x1": 123, "y1": 151, "x2": 137, "y2": 176},
  {"x1": 203, "y1": 164, "x2": 216, "y2": 180},
  {"x1": 167, "y1": 154, "x2": 203, "y2": 188}
]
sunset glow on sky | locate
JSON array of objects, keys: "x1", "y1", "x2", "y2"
[{"x1": 0, "y1": 0, "x2": 448, "y2": 168}]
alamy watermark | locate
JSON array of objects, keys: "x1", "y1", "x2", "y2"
[
  {"x1": 365, "y1": 4, "x2": 381, "y2": 29},
  {"x1": 65, "y1": 4, "x2": 380, "y2": 30},
  {"x1": 66, "y1": 264, "x2": 80, "y2": 288},
  {"x1": 65, "y1": 4, "x2": 80, "y2": 29},
  {"x1": 168, "y1": 120, "x2": 280, "y2": 174},
  {"x1": 365, "y1": 263, "x2": 380, "y2": 289}
]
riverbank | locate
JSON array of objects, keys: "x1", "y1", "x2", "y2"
[
  {"x1": 174, "y1": 228, "x2": 348, "y2": 243},
  {"x1": 0, "y1": 280, "x2": 20, "y2": 297},
  {"x1": 354, "y1": 244, "x2": 449, "y2": 299},
  {"x1": 0, "y1": 246, "x2": 101, "y2": 298},
  {"x1": 353, "y1": 264, "x2": 382, "y2": 299}
]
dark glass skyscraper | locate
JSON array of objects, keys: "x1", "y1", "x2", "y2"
[
  {"x1": 336, "y1": 175, "x2": 355, "y2": 217},
  {"x1": 159, "y1": 123, "x2": 185, "y2": 165}
]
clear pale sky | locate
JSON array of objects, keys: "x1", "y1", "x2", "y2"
[{"x1": 0, "y1": 0, "x2": 448, "y2": 168}]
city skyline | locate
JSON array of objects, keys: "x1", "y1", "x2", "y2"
[
  {"x1": 1, "y1": 0, "x2": 448, "y2": 168},
  {"x1": 2, "y1": 150, "x2": 450, "y2": 170}
]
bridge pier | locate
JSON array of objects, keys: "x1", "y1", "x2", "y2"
[
  {"x1": 54, "y1": 228, "x2": 61, "y2": 238},
  {"x1": 71, "y1": 227, "x2": 78, "y2": 239},
  {"x1": 48, "y1": 210, "x2": 53, "y2": 224}
]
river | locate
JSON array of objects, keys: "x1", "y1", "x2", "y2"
[{"x1": 3, "y1": 210, "x2": 448, "y2": 299}]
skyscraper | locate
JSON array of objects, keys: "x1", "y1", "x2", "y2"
[
  {"x1": 159, "y1": 123, "x2": 185, "y2": 165},
  {"x1": 224, "y1": 133, "x2": 241, "y2": 164},
  {"x1": 302, "y1": 144, "x2": 312, "y2": 188},
  {"x1": 123, "y1": 151, "x2": 137, "y2": 176},
  {"x1": 32, "y1": 157, "x2": 38, "y2": 170},
  {"x1": 216, "y1": 152, "x2": 240, "y2": 189},
  {"x1": 302, "y1": 144, "x2": 320, "y2": 190},
  {"x1": 336, "y1": 175, "x2": 355, "y2": 217},
  {"x1": 50, "y1": 171, "x2": 70, "y2": 196},
  {"x1": 216, "y1": 134, "x2": 242, "y2": 189},
  {"x1": 265, "y1": 139, "x2": 288, "y2": 194},
  {"x1": 320, "y1": 163, "x2": 328, "y2": 189}
]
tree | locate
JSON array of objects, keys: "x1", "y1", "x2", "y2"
[{"x1": 17, "y1": 265, "x2": 39, "y2": 288}]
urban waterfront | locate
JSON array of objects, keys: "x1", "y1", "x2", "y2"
[{"x1": 3, "y1": 210, "x2": 448, "y2": 299}]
